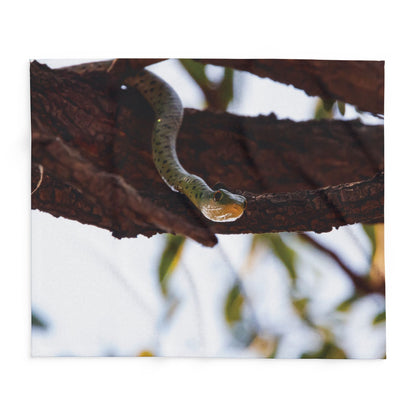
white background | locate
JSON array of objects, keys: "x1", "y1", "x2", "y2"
[{"x1": 1, "y1": 0, "x2": 416, "y2": 415}]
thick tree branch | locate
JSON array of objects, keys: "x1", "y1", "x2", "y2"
[
  {"x1": 212, "y1": 171, "x2": 383, "y2": 235},
  {"x1": 61, "y1": 58, "x2": 384, "y2": 114},
  {"x1": 32, "y1": 133, "x2": 217, "y2": 246},
  {"x1": 197, "y1": 59, "x2": 384, "y2": 115},
  {"x1": 31, "y1": 61, "x2": 383, "y2": 192},
  {"x1": 31, "y1": 60, "x2": 384, "y2": 246}
]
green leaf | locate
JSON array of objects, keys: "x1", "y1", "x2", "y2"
[
  {"x1": 293, "y1": 297, "x2": 309, "y2": 317},
  {"x1": 336, "y1": 294, "x2": 360, "y2": 312},
  {"x1": 373, "y1": 310, "x2": 386, "y2": 325},
  {"x1": 265, "y1": 234, "x2": 297, "y2": 281},
  {"x1": 248, "y1": 234, "x2": 297, "y2": 281},
  {"x1": 314, "y1": 98, "x2": 334, "y2": 120},
  {"x1": 179, "y1": 59, "x2": 210, "y2": 90},
  {"x1": 301, "y1": 342, "x2": 346, "y2": 359},
  {"x1": 217, "y1": 67, "x2": 234, "y2": 110},
  {"x1": 31, "y1": 311, "x2": 48, "y2": 329},
  {"x1": 337, "y1": 100, "x2": 346, "y2": 115},
  {"x1": 362, "y1": 224, "x2": 376, "y2": 257},
  {"x1": 322, "y1": 98, "x2": 336, "y2": 112},
  {"x1": 158, "y1": 234, "x2": 186, "y2": 297},
  {"x1": 224, "y1": 283, "x2": 245, "y2": 325},
  {"x1": 180, "y1": 59, "x2": 234, "y2": 111}
]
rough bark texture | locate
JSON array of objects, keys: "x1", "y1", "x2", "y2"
[
  {"x1": 31, "y1": 60, "x2": 384, "y2": 246},
  {"x1": 32, "y1": 133, "x2": 218, "y2": 246},
  {"x1": 61, "y1": 58, "x2": 385, "y2": 115},
  {"x1": 197, "y1": 59, "x2": 384, "y2": 115}
]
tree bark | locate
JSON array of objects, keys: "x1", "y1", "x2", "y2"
[
  {"x1": 60, "y1": 58, "x2": 385, "y2": 115},
  {"x1": 31, "y1": 60, "x2": 384, "y2": 246},
  {"x1": 197, "y1": 59, "x2": 384, "y2": 115}
]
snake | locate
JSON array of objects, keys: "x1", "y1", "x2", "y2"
[{"x1": 125, "y1": 68, "x2": 247, "y2": 222}]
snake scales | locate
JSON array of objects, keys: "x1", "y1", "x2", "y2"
[{"x1": 125, "y1": 68, "x2": 247, "y2": 222}]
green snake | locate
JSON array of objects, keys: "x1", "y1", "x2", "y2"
[{"x1": 125, "y1": 68, "x2": 247, "y2": 222}]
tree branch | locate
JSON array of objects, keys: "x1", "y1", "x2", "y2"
[
  {"x1": 57, "y1": 58, "x2": 384, "y2": 115},
  {"x1": 31, "y1": 60, "x2": 384, "y2": 246},
  {"x1": 196, "y1": 59, "x2": 384, "y2": 115},
  {"x1": 299, "y1": 233, "x2": 385, "y2": 295},
  {"x1": 32, "y1": 133, "x2": 217, "y2": 246}
]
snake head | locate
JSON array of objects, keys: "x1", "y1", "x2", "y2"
[{"x1": 200, "y1": 188, "x2": 247, "y2": 222}]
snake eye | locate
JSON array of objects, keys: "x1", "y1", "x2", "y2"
[{"x1": 213, "y1": 190, "x2": 222, "y2": 202}]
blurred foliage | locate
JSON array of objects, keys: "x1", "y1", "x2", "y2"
[
  {"x1": 322, "y1": 98, "x2": 336, "y2": 112},
  {"x1": 150, "y1": 65, "x2": 384, "y2": 359},
  {"x1": 315, "y1": 98, "x2": 335, "y2": 120},
  {"x1": 336, "y1": 294, "x2": 360, "y2": 312},
  {"x1": 292, "y1": 297, "x2": 309, "y2": 318},
  {"x1": 224, "y1": 283, "x2": 245, "y2": 326},
  {"x1": 249, "y1": 233, "x2": 298, "y2": 281},
  {"x1": 301, "y1": 341, "x2": 347, "y2": 359},
  {"x1": 180, "y1": 59, "x2": 210, "y2": 88},
  {"x1": 154, "y1": 223, "x2": 384, "y2": 358},
  {"x1": 164, "y1": 295, "x2": 181, "y2": 320},
  {"x1": 337, "y1": 100, "x2": 346, "y2": 115},
  {"x1": 155, "y1": 61, "x2": 236, "y2": 346},
  {"x1": 362, "y1": 224, "x2": 376, "y2": 257},
  {"x1": 158, "y1": 234, "x2": 186, "y2": 297},
  {"x1": 242, "y1": 226, "x2": 385, "y2": 357},
  {"x1": 373, "y1": 310, "x2": 386, "y2": 325},
  {"x1": 314, "y1": 97, "x2": 346, "y2": 119},
  {"x1": 370, "y1": 224, "x2": 385, "y2": 285},
  {"x1": 31, "y1": 62, "x2": 385, "y2": 359},
  {"x1": 224, "y1": 283, "x2": 261, "y2": 347},
  {"x1": 249, "y1": 335, "x2": 279, "y2": 358},
  {"x1": 31, "y1": 311, "x2": 48, "y2": 330},
  {"x1": 361, "y1": 223, "x2": 385, "y2": 289},
  {"x1": 180, "y1": 59, "x2": 234, "y2": 111},
  {"x1": 137, "y1": 350, "x2": 155, "y2": 357},
  {"x1": 226, "y1": 232, "x2": 304, "y2": 354},
  {"x1": 217, "y1": 67, "x2": 234, "y2": 110}
]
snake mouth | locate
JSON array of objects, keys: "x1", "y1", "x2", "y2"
[
  {"x1": 223, "y1": 204, "x2": 245, "y2": 221},
  {"x1": 201, "y1": 202, "x2": 246, "y2": 222}
]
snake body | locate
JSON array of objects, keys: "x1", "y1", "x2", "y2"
[{"x1": 125, "y1": 69, "x2": 247, "y2": 222}]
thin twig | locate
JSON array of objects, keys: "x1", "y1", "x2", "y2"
[{"x1": 299, "y1": 233, "x2": 385, "y2": 295}]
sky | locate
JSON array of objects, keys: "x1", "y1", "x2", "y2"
[{"x1": 31, "y1": 59, "x2": 385, "y2": 358}]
